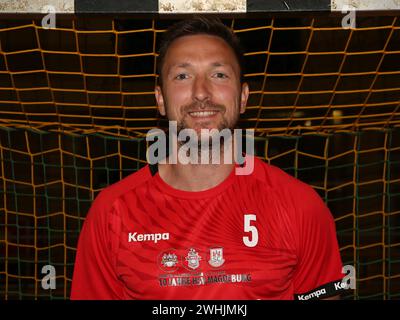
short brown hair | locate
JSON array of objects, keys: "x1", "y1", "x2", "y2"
[{"x1": 157, "y1": 17, "x2": 245, "y2": 85}]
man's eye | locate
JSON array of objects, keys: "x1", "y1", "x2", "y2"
[
  {"x1": 213, "y1": 72, "x2": 228, "y2": 79},
  {"x1": 175, "y1": 74, "x2": 189, "y2": 80}
]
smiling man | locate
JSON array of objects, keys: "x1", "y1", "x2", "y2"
[
  {"x1": 154, "y1": 24, "x2": 250, "y2": 189},
  {"x1": 71, "y1": 17, "x2": 346, "y2": 300}
]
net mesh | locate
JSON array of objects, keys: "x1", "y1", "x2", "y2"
[{"x1": 0, "y1": 16, "x2": 399, "y2": 299}]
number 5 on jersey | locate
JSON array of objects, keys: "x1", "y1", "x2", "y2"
[{"x1": 243, "y1": 214, "x2": 258, "y2": 247}]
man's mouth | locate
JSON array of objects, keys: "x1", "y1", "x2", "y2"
[{"x1": 188, "y1": 110, "x2": 219, "y2": 118}]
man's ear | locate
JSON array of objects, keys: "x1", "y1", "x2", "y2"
[
  {"x1": 155, "y1": 86, "x2": 166, "y2": 116},
  {"x1": 240, "y1": 82, "x2": 249, "y2": 114}
]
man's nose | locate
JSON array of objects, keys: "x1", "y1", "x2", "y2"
[{"x1": 192, "y1": 76, "x2": 211, "y2": 105}]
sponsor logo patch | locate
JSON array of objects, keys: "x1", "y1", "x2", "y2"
[
  {"x1": 208, "y1": 247, "x2": 225, "y2": 268},
  {"x1": 185, "y1": 248, "x2": 202, "y2": 270},
  {"x1": 158, "y1": 249, "x2": 180, "y2": 272}
]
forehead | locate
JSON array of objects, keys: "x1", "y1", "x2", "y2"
[{"x1": 163, "y1": 34, "x2": 239, "y2": 69}]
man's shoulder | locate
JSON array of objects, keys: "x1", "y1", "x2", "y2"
[
  {"x1": 251, "y1": 156, "x2": 317, "y2": 199},
  {"x1": 252, "y1": 156, "x2": 307, "y2": 188},
  {"x1": 91, "y1": 164, "x2": 152, "y2": 211},
  {"x1": 252, "y1": 157, "x2": 329, "y2": 221}
]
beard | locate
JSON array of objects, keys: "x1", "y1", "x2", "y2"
[
  {"x1": 175, "y1": 100, "x2": 240, "y2": 134},
  {"x1": 165, "y1": 99, "x2": 241, "y2": 160}
]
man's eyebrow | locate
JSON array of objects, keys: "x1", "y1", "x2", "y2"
[
  {"x1": 170, "y1": 62, "x2": 232, "y2": 68},
  {"x1": 211, "y1": 62, "x2": 226, "y2": 67},
  {"x1": 170, "y1": 62, "x2": 191, "y2": 69}
]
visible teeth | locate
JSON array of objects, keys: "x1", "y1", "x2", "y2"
[{"x1": 189, "y1": 111, "x2": 217, "y2": 117}]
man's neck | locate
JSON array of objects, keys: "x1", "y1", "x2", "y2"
[{"x1": 158, "y1": 161, "x2": 235, "y2": 192}]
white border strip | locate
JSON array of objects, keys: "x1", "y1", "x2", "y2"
[
  {"x1": 159, "y1": 0, "x2": 246, "y2": 13},
  {"x1": 332, "y1": 0, "x2": 400, "y2": 11},
  {"x1": 0, "y1": 0, "x2": 74, "y2": 13},
  {"x1": 0, "y1": 0, "x2": 399, "y2": 13}
]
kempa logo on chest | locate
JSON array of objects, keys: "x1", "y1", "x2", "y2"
[{"x1": 128, "y1": 232, "x2": 170, "y2": 243}]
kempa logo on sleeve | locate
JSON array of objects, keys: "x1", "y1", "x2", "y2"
[
  {"x1": 296, "y1": 288, "x2": 326, "y2": 300},
  {"x1": 334, "y1": 280, "x2": 350, "y2": 291},
  {"x1": 128, "y1": 232, "x2": 170, "y2": 243},
  {"x1": 295, "y1": 276, "x2": 354, "y2": 300}
]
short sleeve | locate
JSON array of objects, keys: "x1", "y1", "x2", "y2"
[
  {"x1": 70, "y1": 192, "x2": 124, "y2": 300},
  {"x1": 292, "y1": 184, "x2": 345, "y2": 300}
]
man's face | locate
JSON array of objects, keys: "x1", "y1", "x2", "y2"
[{"x1": 155, "y1": 34, "x2": 249, "y2": 135}]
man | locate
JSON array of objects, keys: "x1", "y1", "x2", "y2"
[{"x1": 71, "y1": 18, "x2": 345, "y2": 300}]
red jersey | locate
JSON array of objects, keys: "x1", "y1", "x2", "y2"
[{"x1": 71, "y1": 156, "x2": 345, "y2": 300}]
